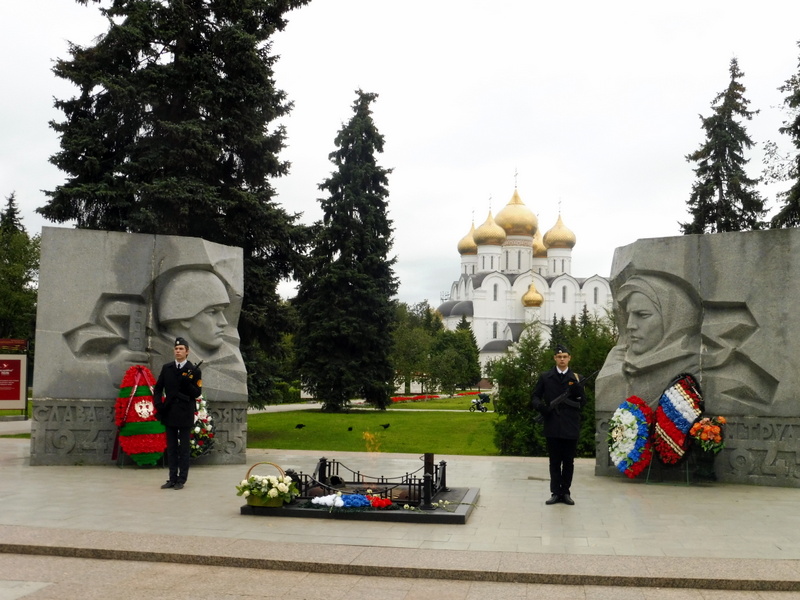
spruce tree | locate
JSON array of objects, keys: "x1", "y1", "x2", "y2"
[
  {"x1": 0, "y1": 193, "x2": 40, "y2": 340},
  {"x1": 295, "y1": 90, "x2": 397, "y2": 411},
  {"x1": 36, "y1": 0, "x2": 311, "y2": 404},
  {"x1": 681, "y1": 58, "x2": 766, "y2": 234},
  {"x1": 770, "y1": 41, "x2": 800, "y2": 228},
  {"x1": 455, "y1": 315, "x2": 482, "y2": 387}
]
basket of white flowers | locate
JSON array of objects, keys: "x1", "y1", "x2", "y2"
[{"x1": 236, "y1": 462, "x2": 299, "y2": 507}]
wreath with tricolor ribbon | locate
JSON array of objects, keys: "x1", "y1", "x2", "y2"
[{"x1": 653, "y1": 373, "x2": 703, "y2": 464}]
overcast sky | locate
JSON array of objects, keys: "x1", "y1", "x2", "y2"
[{"x1": 3, "y1": 1, "x2": 800, "y2": 306}]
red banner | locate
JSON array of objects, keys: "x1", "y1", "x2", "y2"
[{"x1": 0, "y1": 356, "x2": 26, "y2": 408}]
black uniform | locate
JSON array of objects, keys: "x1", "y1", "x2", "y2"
[
  {"x1": 153, "y1": 360, "x2": 202, "y2": 485},
  {"x1": 532, "y1": 366, "x2": 585, "y2": 498}
]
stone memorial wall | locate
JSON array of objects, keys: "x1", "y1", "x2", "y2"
[
  {"x1": 31, "y1": 227, "x2": 248, "y2": 465},
  {"x1": 596, "y1": 229, "x2": 800, "y2": 487}
]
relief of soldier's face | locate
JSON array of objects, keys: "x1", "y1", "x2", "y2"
[
  {"x1": 625, "y1": 291, "x2": 664, "y2": 355},
  {"x1": 179, "y1": 304, "x2": 228, "y2": 352}
]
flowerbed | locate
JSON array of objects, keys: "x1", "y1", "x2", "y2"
[{"x1": 390, "y1": 394, "x2": 442, "y2": 403}]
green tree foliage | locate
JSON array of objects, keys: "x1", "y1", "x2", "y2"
[
  {"x1": 0, "y1": 193, "x2": 40, "y2": 340},
  {"x1": 295, "y1": 91, "x2": 397, "y2": 411},
  {"x1": 36, "y1": 0, "x2": 311, "y2": 405},
  {"x1": 549, "y1": 307, "x2": 618, "y2": 456},
  {"x1": 681, "y1": 58, "x2": 766, "y2": 234},
  {"x1": 453, "y1": 316, "x2": 481, "y2": 387},
  {"x1": 428, "y1": 327, "x2": 480, "y2": 395},
  {"x1": 487, "y1": 324, "x2": 550, "y2": 456},
  {"x1": 391, "y1": 303, "x2": 434, "y2": 394},
  {"x1": 770, "y1": 41, "x2": 800, "y2": 228},
  {"x1": 488, "y1": 308, "x2": 617, "y2": 457}
]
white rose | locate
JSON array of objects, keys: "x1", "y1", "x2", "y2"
[
  {"x1": 194, "y1": 427, "x2": 201, "y2": 434},
  {"x1": 277, "y1": 483, "x2": 289, "y2": 493},
  {"x1": 243, "y1": 491, "x2": 250, "y2": 498},
  {"x1": 267, "y1": 488, "x2": 279, "y2": 498}
]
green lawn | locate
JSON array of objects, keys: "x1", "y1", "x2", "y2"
[
  {"x1": 1, "y1": 399, "x2": 501, "y2": 455},
  {"x1": 247, "y1": 409, "x2": 499, "y2": 455}
]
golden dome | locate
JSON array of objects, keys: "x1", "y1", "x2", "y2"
[
  {"x1": 532, "y1": 228, "x2": 547, "y2": 258},
  {"x1": 495, "y1": 189, "x2": 538, "y2": 236},
  {"x1": 543, "y1": 214, "x2": 576, "y2": 249},
  {"x1": 457, "y1": 223, "x2": 478, "y2": 255},
  {"x1": 522, "y1": 282, "x2": 544, "y2": 307},
  {"x1": 473, "y1": 210, "x2": 506, "y2": 246}
]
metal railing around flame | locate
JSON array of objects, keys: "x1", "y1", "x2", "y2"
[{"x1": 289, "y1": 454, "x2": 448, "y2": 510}]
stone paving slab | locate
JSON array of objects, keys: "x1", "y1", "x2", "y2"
[
  {"x1": 2, "y1": 525, "x2": 800, "y2": 591},
  {"x1": 3, "y1": 434, "x2": 800, "y2": 592}
]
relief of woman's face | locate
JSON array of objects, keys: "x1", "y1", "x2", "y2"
[{"x1": 625, "y1": 292, "x2": 663, "y2": 355}]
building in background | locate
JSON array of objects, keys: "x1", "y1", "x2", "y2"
[{"x1": 437, "y1": 188, "x2": 611, "y2": 369}]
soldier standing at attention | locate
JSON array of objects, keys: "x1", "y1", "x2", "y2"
[
  {"x1": 154, "y1": 337, "x2": 202, "y2": 490},
  {"x1": 532, "y1": 344, "x2": 586, "y2": 505}
]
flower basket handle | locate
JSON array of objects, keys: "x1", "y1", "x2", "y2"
[{"x1": 245, "y1": 461, "x2": 286, "y2": 480}]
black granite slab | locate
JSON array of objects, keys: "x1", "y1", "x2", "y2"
[{"x1": 240, "y1": 487, "x2": 479, "y2": 524}]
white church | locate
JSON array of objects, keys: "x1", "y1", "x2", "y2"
[{"x1": 437, "y1": 188, "x2": 611, "y2": 370}]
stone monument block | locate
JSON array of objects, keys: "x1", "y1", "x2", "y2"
[
  {"x1": 31, "y1": 227, "x2": 248, "y2": 465},
  {"x1": 596, "y1": 229, "x2": 800, "y2": 487}
]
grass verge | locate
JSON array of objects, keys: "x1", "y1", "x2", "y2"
[{"x1": 247, "y1": 410, "x2": 499, "y2": 455}]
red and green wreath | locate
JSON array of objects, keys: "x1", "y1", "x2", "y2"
[{"x1": 115, "y1": 365, "x2": 166, "y2": 465}]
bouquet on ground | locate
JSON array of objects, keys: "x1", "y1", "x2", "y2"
[
  {"x1": 190, "y1": 396, "x2": 214, "y2": 458},
  {"x1": 689, "y1": 416, "x2": 726, "y2": 454},
  {"x1": 236, "y1": 473, "x2": 299, "y2": 504}
]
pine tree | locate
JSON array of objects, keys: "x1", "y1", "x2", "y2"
[
  {"x1": 0, "y1": 193, "x2": 40, "y2": 340},
  {"x1": 770, "y1": 41, "x2": 800, "y2": 228},
  {"x1": 681, "y1": 58, "x2": 766, "y2": 234},
  {"x1": 295, "y1": 91, "x2": 397, "y2": 411},
  {"x1": 36, "y1": 0, "x2": 311, "y2": 404}
]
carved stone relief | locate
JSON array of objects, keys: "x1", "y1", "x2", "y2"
[
  {"x1": 31, "y1": 227, "x2": 249, "y2": 465},
  {"x1": 596, "y1": 229, "x2": 800, "y2": 486}
]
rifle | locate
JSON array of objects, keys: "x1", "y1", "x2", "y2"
[
  {"x1": 179, "y1": 360, "x2": 204, "y2": 400},
  {"x1": 534, "y1": 369, "x2": 599, "y2": 424}
]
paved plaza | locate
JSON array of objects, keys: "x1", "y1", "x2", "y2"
[{"x1": 2, "y1": 416, "x2": 800, "y2": 599}]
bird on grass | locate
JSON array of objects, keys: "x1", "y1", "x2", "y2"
[
  {"x1": 347, "y1": 427, "x2": 353, "y2": 431},
  {"x1": 295, "y1": 424, "x2": 306, "y2": 429},
  {"x1": 380, "y1": 423, "x2": 390, "y2": 429}
]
